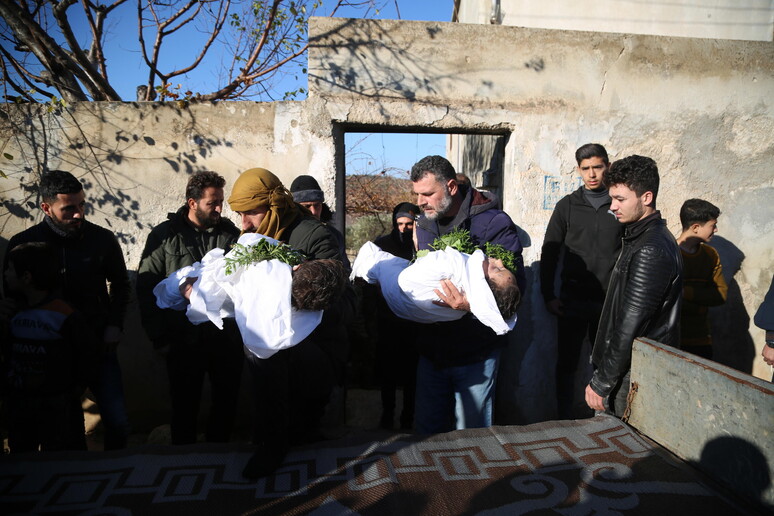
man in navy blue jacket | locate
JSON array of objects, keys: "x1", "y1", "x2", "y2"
[{"x1": 411, "y1": 155, "x2": 524, "y2": 433}]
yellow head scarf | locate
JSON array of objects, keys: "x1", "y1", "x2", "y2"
[{"x1": 227, "y1": 168, "x2": 301, "y2": 240}]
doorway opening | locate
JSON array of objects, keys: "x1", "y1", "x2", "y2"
[{"x1": 340, "y1": 130, "x2": 508, "y2": 257}]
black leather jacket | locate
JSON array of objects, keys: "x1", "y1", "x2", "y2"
[{"x1": 590, "y1": 212, "x2": 682, "y2": 397}]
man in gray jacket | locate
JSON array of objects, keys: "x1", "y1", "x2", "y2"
[
  {"x1": 585, "y1": 155, "x2": 682, "y2": 418},
  {"x1": 137, "y1": 171, "x2": 243, "y2": 444}
]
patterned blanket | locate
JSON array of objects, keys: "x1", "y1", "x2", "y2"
[{"x1": 0, "y1": 415, "x2": 746, "y2": 515}]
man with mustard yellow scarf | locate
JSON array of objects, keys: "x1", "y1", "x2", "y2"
[{"x1": 228, "y1": 168, "x2": 351, "y2": 479}]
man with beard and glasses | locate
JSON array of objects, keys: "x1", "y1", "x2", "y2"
[
  {"x1": 3, "y1": 170, "x2": 131, "y2": 449},
  {"x1": 137, "y1": 171, "x2": 244, "y2": 445},
  {"x1": 410, "y1": 155, "x2": 525, "y2": 434}
]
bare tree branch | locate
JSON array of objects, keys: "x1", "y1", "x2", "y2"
[
  {"x1": 51, "y1": 0, "x2": 122, "y2": 100},
  {"x1": 0, "y1": 1, "x2": 88, "y2": 102},
  {"x1": 0, "y1": 50, "x2": 51, "y2": 102},
  {"x1": 2, "y1": 0, "x2": 390, "y2": 102}
]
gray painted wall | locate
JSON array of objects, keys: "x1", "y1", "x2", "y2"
[{"x1": 1, "y1": 18, "x2": 772, "y2": 428}]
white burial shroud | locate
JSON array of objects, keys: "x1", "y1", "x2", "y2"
[
  {"x1": 350, "y1": 241, "x2": 516, "y2": 335},
  {"x1": 153, "y1": 233, "x2": 323, "y2": 359}
]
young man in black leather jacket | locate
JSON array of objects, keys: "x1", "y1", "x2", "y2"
[{"x1": 585, "y1": 155, "x2": 683, "y2": 418}]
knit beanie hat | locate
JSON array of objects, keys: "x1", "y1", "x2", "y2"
[
  {"x1": 227, "y1": 168, "x2": 301, "y2": 240},
  {"x1": 289, "y1": 175, "x2": 325, "y2": 203}
]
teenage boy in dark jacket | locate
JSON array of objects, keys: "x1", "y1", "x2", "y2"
[
  {"x1": 585, "y1": 155, "x2": 682, "y2": 418},
  {"x1": 411, "y1": 155, "x2": 524, "y2": 434},
  {"x1": 541, "y1": 144, "x2": 623, "y2": 419},
  {"x1": 137, "y1": 171, "x2": 243, "y2": 445},
  {"x1": 4, "y1": 170, "x2": 130, "y2": 449}
]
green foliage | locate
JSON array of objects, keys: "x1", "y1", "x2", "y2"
[
  {"x1": 224, "y1": 239, "x2": 305, "y2": 275},
  {"x1": 416, "y1": 228, "x2": 477, "y2": 258},
  {"x1": 484, "y1": 242, "x2": 518, "y2": 275},
  {"x1": 416, "y1": 229, "x2": 519, "y2": 275}
]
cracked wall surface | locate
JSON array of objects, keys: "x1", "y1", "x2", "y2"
[{"x1": 1, "y1": 18, "x2": 772, "y2": 427}]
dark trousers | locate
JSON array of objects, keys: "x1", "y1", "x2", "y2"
[
  {"x1": 8, "y1": 390, "x2": 86, "y2": 453},
  {"x1": 165, "y1": 322, "x2": 244, "y2": 445},
  {"x1": 376, "y1": 318, "x2": 419, "y2": 427},
  {"x1": 556, "y1": 312, "x2": 598, "y2": 420},
  {"x1": 246, "y1": 340, "x2": 335, "y2": 447},
  {"x1": 89, "y1": 351, "x2": 130, "y2": 450}
]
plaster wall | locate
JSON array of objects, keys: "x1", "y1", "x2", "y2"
[
  {"x1": 1, "y1": 17, "x2": 772, "y2": 428},
  {"x1": 308, "y1": 17, "x2": 774, "y2": 422},
  {"x1": 0, "y1": 101, "x2": 337, "y2": 427},
  {"x1": 456, "y1": 0, "x2": 774, "y2": 42}
]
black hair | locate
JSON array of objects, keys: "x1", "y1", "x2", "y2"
[
  {"x1": 575, "y1": 143, "x2": 609, "y2": 165},
  {"x1": 39, "y1": 170, "x2": 83, "y2": 203},
  {"x1": 6, "y1": 242, "x2": 61, "y2": 291},
  {"x1": 487, "y1": 276, "x2": 521, "y2": 319},
  {"x1": 604, "y1": 155, "x2": 659, "y2": 202},
  {"x1": 410, "y1": 155, "x2": 456, "y2": 183},
  {"x1": 186, "y1": 171, "x2": 226, "y2": 201},
  {"x1": 291, "y1": 259, "x2": 347, "y2": 311},
  {"x1": 680, "y1": 198, "x2": 720, "y2": 230}
]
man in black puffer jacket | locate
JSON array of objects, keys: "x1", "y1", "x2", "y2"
[{"x1": 585, "y1": 155, "x2": 682, "y2": 418}]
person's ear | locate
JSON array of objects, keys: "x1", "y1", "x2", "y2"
[
  {"x1": 447, "y1": 178, "x2": 458, "y2": 196},
  {"x1": 187, "y1": 197, "x2": 197, "y2": 211},
  {"x1": 41, "y1": 201, "x2": 52, "y2": 217},
  {"x1": 20, "y1": 270, "x2": 33, "y2": 286},
  {"x1": 641, "y1": 191, "x2": 654, "y2": 207}
]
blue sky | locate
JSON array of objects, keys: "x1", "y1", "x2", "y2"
[
  {"x1": 330, "y1": 2, "x2": 454, "y2": 175},
  {"x1": 61, "y1": 1, "x2": 455, "y2": 175}
]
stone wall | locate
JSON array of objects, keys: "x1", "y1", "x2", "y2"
[{"x1": 1, "y1": 17, "x2": 772, "y2": 427}]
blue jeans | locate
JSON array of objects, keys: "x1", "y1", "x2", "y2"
[
  {"x1": 90, "y1": 351, "x2": 130, "y2": 449},
  {"x1": 414, "y1": 349, "x2": 501, "y2": 434}
]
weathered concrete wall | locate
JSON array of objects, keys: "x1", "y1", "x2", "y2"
[
  {"x1": 307, "y1": 17, "x2": 774, "y2": 422},
  {"x1": 457, "y1": 0, "x2": 774, "y2": 42},
  {"x1": 1, "y1": 18, "x2": 772, "y2": 428},
  {"x1": 0, "y1": 101, "x2": 339, "y2": 428},
  {"x1": 629, "y1": 338, "x2": 773, "y2": 509}
]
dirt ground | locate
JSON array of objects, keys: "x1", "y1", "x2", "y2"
[{"x1": 83, "y1": 387, "x2": 407, "y2": 451}]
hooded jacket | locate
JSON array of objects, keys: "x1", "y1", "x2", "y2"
[
  {"x1": 413, "y1": 185, "x2": 525, "y2": 366},
  {"x1": 374, "y1": 202, "x2": 419, "y2": 260},
  {"x1": 590, "y1": 212, "x2": 682, "y2": 397}
]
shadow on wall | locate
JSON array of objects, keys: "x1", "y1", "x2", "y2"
[
  {"x1": 495, "y1": 225, "x2": 556, "y2": 426},
  {"x1": 1, "y1": 102, "x2": 235, "y2": 246},
  {"x1": 0, "y1": 236, "x2": 7, "y2": 297},
  {"x1": 691, "y1": 435, "x2": 773, "y2": 512},
  {"x1": 709, "y1": 236, "x2": 756, "y2": 374}
]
